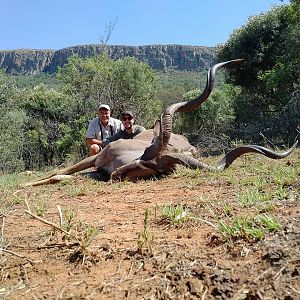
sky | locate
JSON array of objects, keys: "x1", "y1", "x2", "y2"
[{"x1": 1, "y1": 0, "x2": 290, "y2": 51}]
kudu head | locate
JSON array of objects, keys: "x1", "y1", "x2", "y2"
[{"x1": 140, "y1": 59, "x2": 244, "y2": 163}]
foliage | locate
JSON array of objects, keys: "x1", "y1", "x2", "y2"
[
  {"x1": 11, "y1": 73, "x2": 62, "y2": 90},
  {"x1": 177, "y1": 83, "x2": 240, "y2": 135},
  {"x1": 0, "y1": 71, "x2": 26, "y2": 172},
  {"x1": 57, "y1": 54, "x2": 161, "y2": 128},
  {"x1": 218, "y1": 214, "x2": 280, "y2": 242},
  {"x1": 157, "y1": 70, "x2": 207, "y2": 106},
  {"x1": 137, "y1": 208, "x2": 154, "y2": 254},
  {"x1": 57, "y1": 54, "x2": 114, "y2": 117},
  {"x1": 216, "y1": 1, "x2": 300, "y2": 136},
  {"x1": 112, "y1": 57, "x2": 161, "y2": 126},
  {"x1": 18, "y1": 84, "x2": 81, "y2": 168},
  {"x1": 161, "y1": 204, "x2": 190, "y2": 225},
  {"x1": 236, "y1": 188, "x2": 271, "y2": 207}
]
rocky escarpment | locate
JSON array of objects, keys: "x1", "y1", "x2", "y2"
[
  {"x1": 0, "y1": 49, "x2": 55, "y2": 75},
  {"x1": 0, "y1": 44, "x2": 215, "y2": 75}
]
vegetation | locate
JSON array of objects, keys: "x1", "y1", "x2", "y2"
[
  {"x1": 0, "y1": 1, "x2": 298, "y2": 174},
  {"x1": 57, "y1": 54, "x2": 161, "y2": 127},
  {"x1": 161, "y1": 204, "x2": 190, "y2": 225},
  {"x1": 0, "y1": 55, "x2": 161, "y2": 172},
  {"x1": 178, "y1": 83, "x2": 240, "y2": 136},
  {"x1": 218, "y1": 214, "x2": 280, "y2": 242},
  {"x1": 11, "y1": 73, "x2": 62, "y2": 90},
  {"x1": 216, "y1": 0, "x2": 299, "y2": 142},
  {"x1": 0, "y1": 3, "x2": 299, "y2": 298},
  {"x1": 137, "y1": 208, "x2": 154, "y2": 254}
]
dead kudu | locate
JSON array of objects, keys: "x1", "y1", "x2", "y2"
[{"x1": 25, "y1": 59, "x2": 298, "y2": 187}]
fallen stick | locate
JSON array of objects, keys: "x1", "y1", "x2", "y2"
[{"x1": 0, "y1": 248, "x2": 36, "y2": 264}]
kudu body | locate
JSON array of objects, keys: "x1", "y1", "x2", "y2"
[{"x1": 25, "y1": 59, "x2": 298, "y2": 187}]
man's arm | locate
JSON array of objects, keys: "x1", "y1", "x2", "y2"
[
  {"x1": 135, "y1": 126, "x2": 146, "y2": 134},
  {"x1": 86, "y1": 118, "x2": 105, "y2": 147},
  {"x1": 86, "y1": 137, "x2": 105, "y2": 147},
  {"x1": 103, "y1": 131, "x2": 124, "y2": 145}
]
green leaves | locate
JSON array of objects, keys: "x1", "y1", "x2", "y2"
[
  {"x1": 179, "y1": 83, "x2": 240, "y2": 135},
  {"x1": 0, "y1": 54, "x2": 162, "y2": 173},
  {"x1": 57, "y1": 54, "x2": 161, "y2": 127},
  {"x1": 216, "y1": 1, "x2": 299, "y2": 142}
]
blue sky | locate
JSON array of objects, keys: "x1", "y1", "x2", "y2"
[{"x1": 1, "y1": 0, "x2": 290, "y2": 50}]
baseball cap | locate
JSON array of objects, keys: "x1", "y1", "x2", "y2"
[
  {"x1": 120, "y1": 110, "x2": 134, "y2": 118},
  {"x1": 98, "y1": 104, "x2": 110, "y2": 111}
]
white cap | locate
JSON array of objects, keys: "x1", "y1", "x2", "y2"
[{"x1": 98, "y1": 104, "x2": 110, "y2": 111}]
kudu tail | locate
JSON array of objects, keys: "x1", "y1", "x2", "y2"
[{"x1": 23, "y1": 155, "x2": 98, "y2": 187}]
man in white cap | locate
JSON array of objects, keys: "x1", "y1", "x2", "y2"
[{"x1": 86, "y1": 104, "x2": 123, "y2": 156}]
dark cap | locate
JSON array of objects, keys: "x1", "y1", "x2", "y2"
[{"x1": 120, "y1": 110, "x2": 134, "y2": 118}]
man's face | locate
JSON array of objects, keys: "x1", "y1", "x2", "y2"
[
  {"x1": 121, "y1": 114, "x2": 134, "y2": 129},
  {"x1": 98, "y1": 108, "x2": 110, "y2": 125}
]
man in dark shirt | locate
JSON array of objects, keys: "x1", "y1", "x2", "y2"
[{"x1": 103, "y1": 110, "x2": 146, "y2": 145}]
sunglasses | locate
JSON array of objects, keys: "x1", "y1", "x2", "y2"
[{"x1": 122, "y1": 116, "x2": 133, "y2": 121}]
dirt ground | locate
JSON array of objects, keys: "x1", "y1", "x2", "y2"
[{"x1": 0, "y1": 153, "x2": 299, "y2": 299}]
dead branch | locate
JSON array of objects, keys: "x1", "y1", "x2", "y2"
[
  {"x1": 25, "y1": 210, "x2": 80, "y2": 243},
  {"x1": 0, "y1": 213, "x2": 5, "y2": 242},
  {"x1": 36, "y1": 242, "x2": 80, "y2": 250},
  {"x1": 0, "y1": 248, "x2": 36, "y2": 264},
  {"x1": 57, "y1": 205, "x2": 63, "y2": 227}
]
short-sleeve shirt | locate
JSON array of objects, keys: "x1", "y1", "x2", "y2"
[
  {"x1": 86, "y1": 117, "x2": 123, "y2": 141},
  {"x1": 104, "y1": 125, "x2": 146, "y2": 145}
]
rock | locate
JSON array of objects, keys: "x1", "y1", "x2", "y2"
[{"x1": 0, "y1": 44, "x2": 215, "y2": 75}]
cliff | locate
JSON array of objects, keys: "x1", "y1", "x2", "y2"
[{"x1": 0, "y1": 44, "x2": 215, "y2": 75}]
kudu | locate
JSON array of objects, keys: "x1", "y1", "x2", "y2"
[{"x1": 25, "y1": 59, "x2": 298, "y2": 187}]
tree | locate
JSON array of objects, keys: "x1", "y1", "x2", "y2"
[
  {"x1": 0, "y1": 71, "x2": 26, "y2": 172},
  {"x1": 178, "y1": 83, "x2": 239, "y2": 137},
  {"x1": 19, "y1": 84, "x2": 78, "y2": 168},
  {"x1": 216, "y1": 1, "x2": 299, "y2": 128},
  {"x1": 57, "y1": 54, "x2": 161, "y2": 127},
  {"x1": 112, "y1": 57, "x2": 161, "y2": 126}
]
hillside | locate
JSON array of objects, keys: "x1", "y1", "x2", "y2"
[{"x1": 0, "y1": 44, "x2": 215, "y2": 75}]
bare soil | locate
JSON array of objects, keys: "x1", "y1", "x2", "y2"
[{"x1": 0, "y1": 153, "x2": 299, "y2": 299}]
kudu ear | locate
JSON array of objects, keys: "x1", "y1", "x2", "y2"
[
  {"x1": 140, "y1": 120, "x2": 163, "y2": 161},
  {"x1": 152, "y1": 119, "x2": 162, "y2": 140}
]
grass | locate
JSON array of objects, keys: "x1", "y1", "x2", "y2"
[
  {"x1": 137, "y1": 208, "x2": 154, "y2": 254},
  {"x1": 0, "y1": 173, "x2": 26, "y2": 202},
  {"x1": 236, "y1": 188, "x2": 272, "y2": 207},
  {"x1": 1, "y1": 148, "x2": 299, "y2": 249},
  {"x1": 161, "y1": 204, "x2": 190, "y2": 225},
  {"x1": 218, "y1": 213, "x2": 280, "y2": 242},
  {"x1": 168, "y1": 149, "x2": 299, "y2": 243},
  {"x1": 34, "y1": 201, "x2": 47, "y2": 216},
  {"x1": 64, "y1": 208, "x2": 75, "y2": 232},
  {"x1": 272, "y1": 164, "x2": 299, "y2": 187}
]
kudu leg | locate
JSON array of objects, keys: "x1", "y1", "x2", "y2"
[
  {"x1": 23, "y1": 155, "x2": 98, "y2": 187},
  {"x1": 111, "y1": 160, "x2": 157, "y2": 181},
  {"x1": 23, "y1": 175, "x2": 75, "y2": 187}
]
